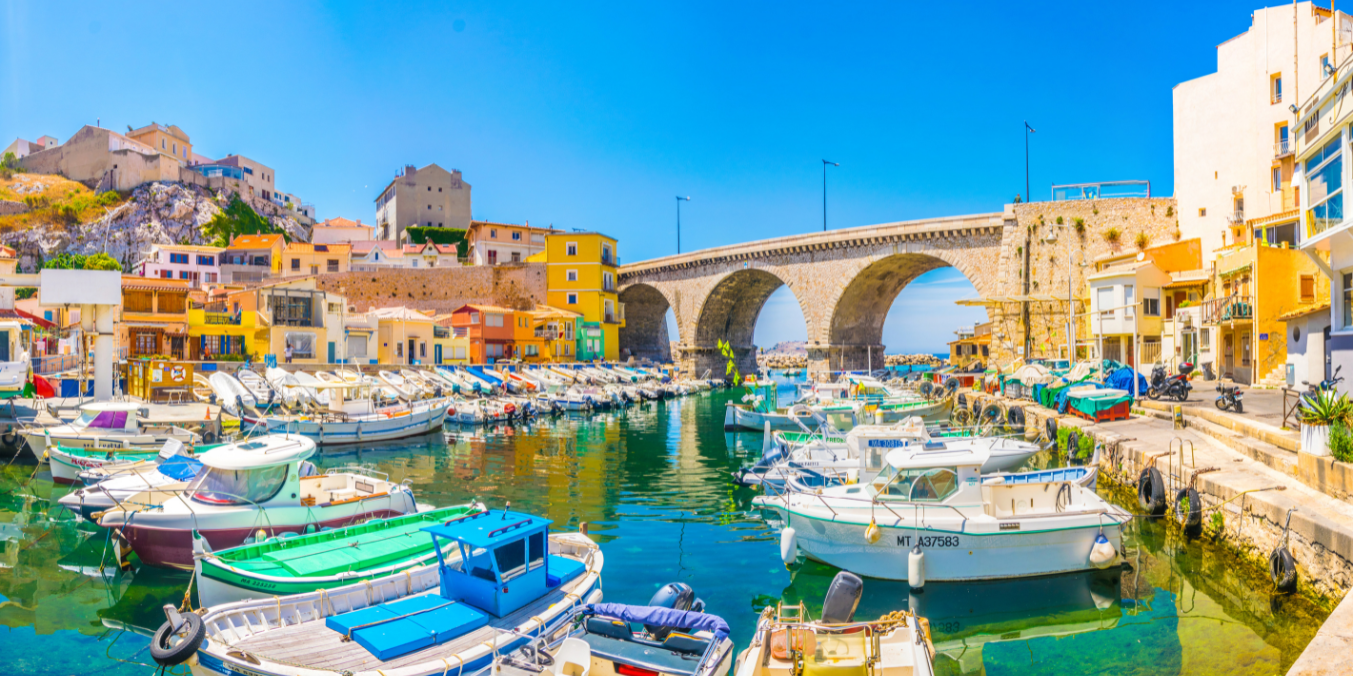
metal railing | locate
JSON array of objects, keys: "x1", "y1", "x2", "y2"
[
  {"x1": 1226, "y1": 211, "x2": 1246, "y2": 225},
  {"x1": 603, "y1": 313, "x2": 622, "y2": 324},
  {"x1": 204, "y1": 312, "x2": 241, "y2": 325},
  {"x1": 1274, "y1": 139, "x2": 1293, "y2": 157},
  {"x1": 34, "y1": 353, "x2": 79, "y2": 375},
  {"x1": 1200, "y1": 294, "x2": 1254, "y2": 324}
]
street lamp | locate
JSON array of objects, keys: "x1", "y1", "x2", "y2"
[
  {"x1": 822, "y1": 160, "x2": 839, "y2": 231},
  {"x1": 676, "y1": 196, "x2": 690, "y2": 254},
  {"x1": 1024, "y1": 122, "x2": 1036, "y2": 203}
]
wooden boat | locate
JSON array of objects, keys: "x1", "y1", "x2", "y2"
[
  {"x1": 96, "y1": 434, "x2": 417, "y2": 569},
  {"x1": 168, "y1": 509, "x2": 603, "y2": 676},
  {"x1": 23, "y1": 401, "x2": 200, "y2": 457},
  {"x1": 246, "y1": 380, "x2": 451, "y2": 445},
  {"x1": 195, "y1": 502, "x2": 486, "y2": 607},
  {"x1": 734, "y1": 572, "x2": 935, "y2": 676}
]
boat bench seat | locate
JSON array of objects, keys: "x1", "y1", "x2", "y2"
[
  {"x1": 547, "y1": 555, "x2": 586, "y2": 587},
  {"x1": 581, "y1": 634, "x2": 703, "y2": 676},
  {"x1": 260, "y1": 525, "x2": 429, "y2": 577},
  {"x1": 326, "y1": 593, "x2": 489, "y2": 661}
]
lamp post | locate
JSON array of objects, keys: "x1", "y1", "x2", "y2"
[
  {"x1": 822, "y1": 160, "x2": 839, "y2": 231},
  {"x1": 1024, "y1": 122, "x2": 1036, "y2": 203},
  {"x1": 676, "y1": 196, "x2": 690, "y2": 254}
]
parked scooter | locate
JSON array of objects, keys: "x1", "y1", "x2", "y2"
[
  {"x1": 1215, "y1": 382, "x2": 1244, "y2": 413},
  {"x1": 1301, "y1": 365, "x2": 1344, "y2": 409},
  {"x1": 1147, "y1": 362, "x2": 1195, "y2": 402}
]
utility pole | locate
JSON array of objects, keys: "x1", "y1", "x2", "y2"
[{"x1": 675, "y1": 196, "x2": 690, "y2": 254}]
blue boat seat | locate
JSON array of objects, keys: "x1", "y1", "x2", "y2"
[
  {"x1": 546, "y1": 555, "x2": 586, "y2": 587},
  {"x1": 326, "y1": 593, "x2": 489, "y2": 661},
  {"x1": 586, "y1": 616, "x2": 633, "y2": 641},
  {"x1": 662, "y1": 632, "x2": 711, "y2": 654}
]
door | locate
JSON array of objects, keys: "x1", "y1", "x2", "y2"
[
  {"x1": 407, "y1": 339, "x2": 416, "y2": 364},
  {"x1": 0, "y1": 330, "x2": 11, "y2": 362},
  {"x1": 327, "y1": 341, "x2": 336, "y2": 363},
  {"x1": 435, "y1": 344, "x2": 443, "y2": 364},
  {"x1": 1223, "y1": 334, "x2": 1234, "y2": 377}
]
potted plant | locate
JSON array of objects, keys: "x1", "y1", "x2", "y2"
[{"x1": 1299, "y1": 391, "x2": 1351, "y2": 457}]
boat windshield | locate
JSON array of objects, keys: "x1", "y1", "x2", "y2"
[
  {"x1": 188, "y1": 465, "x2": 289, "y2": 506},
  {"x1": 75, "y1": 410, "x2": 132, "y2": 430},
  {"x1": 869, "y1": 465, "x2": 960, "y2": 502}
]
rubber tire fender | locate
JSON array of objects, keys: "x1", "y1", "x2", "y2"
[
  {"x1": 1045, "y1": 418, "x2": 1058, "y2": 444},
  {"x1": 1137, "y1": 467, "x2": 1167, "y2": 515},
  {"x1": 956, "y1": 393, "x2": 967, "y2": 410},
  {"x1": 202, "y1": 430, "x2": 217, "y2": 445},
  {"x1": 1007, "y1": 406, "x2": 1025, "y2": 430},
  {"x1": 1066, "y1": 431, "x2": 1080, "y2": 460},
  {"x1": 1270, "y1": 545, "x2": 1298, "y2": 592},
  {"x1": 1175, "y1": 487, "x2": 1202, "y2": 534},
  {"x1": 150, "y1": 612, "x2": 205, "y2": 666},
  {"x1": 981, "y1": 403, "x2": 1002, "y2": 423}
]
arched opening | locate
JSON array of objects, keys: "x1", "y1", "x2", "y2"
[
  {"x1": 881, "y1": 267, "x2": 988, "y2": 366},
  {"x1": 828, "y1": 254, "x2": 985, "y2": 372},
  {"x1": 692, "y1": 268, "x2": 801, "y2": 376},
  {"x1": 618, "y1": 284, "x2": 673, "y2": 362}
]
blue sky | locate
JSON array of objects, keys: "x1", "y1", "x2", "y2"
[{"x1": 0, "y1": 1, "x2": 1279, "y2": 351}]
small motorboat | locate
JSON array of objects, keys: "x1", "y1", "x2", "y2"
[
  {"x1": 0, "y1": 321, "x2": 31, "y2": 401},
  {"x1": 734, "y1": 572, "x2": 936, "y2": 676},
  {"x1": 195, "y1": 502, "x2": 486, "y2": 607},
  {"x1": 246, "y1": 380, "x2": 452, "y2": 445},
  {"x1": 169, "y1": 508, "x2": 603, "y2": 675},
  {"x1": 23, "y1": 401, "x2": 200, "y2": 457},
  {"x1": 57, "y1": 450, "x2": 204, "y2": 521},
  {"x1": 46, "y1": 436, "x2": 177, "y2": 485},
  {"x1": 208, "y1": 371, "x2": 257, "y2": 414},
  {"x1": 96, "y1": 434, "x2": 418, "y2": 569}
]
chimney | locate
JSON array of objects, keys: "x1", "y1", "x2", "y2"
[{"x1": 404, "y1": 165, "x2": 417, "y2": 177}]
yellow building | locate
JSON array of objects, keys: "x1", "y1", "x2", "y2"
[
  {"x1": 543, "y1": 232, "x2": 623, "y2": 360},
  {"x1": 948, "y1": 323, "x2": 991, "y2": 368},
  {"x1": 530, "y1": 305, "x2": 580, "y2": 361},
  {"x1": 222, "y1": 234, "x2": 286, "y2": 284},
  {"x1": 432, "y1": 315, "x2": 470, "y2": 364},
  {"x1": 119, "y1": 276, "x2": 191, "y2": 359},
  {"x1": 282, "y1": 242, "x2": 352, "y2": 276},
  {"x1": 126, "y1": 122, "x2": 192, "y2": 165},
  {"x1": 188, "y1": 295, "x2": 265, "y2": 361},
  {"x1": 370, "y1": 306, "x2": 436, "y2": 365}
]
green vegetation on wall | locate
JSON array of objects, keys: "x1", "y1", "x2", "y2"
[
  {"x1": 201, "y1": 197, "x2": 281, "y2": 247},
  {"x1": 41, "y1": 252, "x2": 122, "y2": 272},
  {"x1": 404, "y1": 226, "x2": 468, "y2": 257}
]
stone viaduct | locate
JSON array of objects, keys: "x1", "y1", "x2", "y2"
[{"x1": 618, "y1": 212, "x2": 1012, "y2": 377}]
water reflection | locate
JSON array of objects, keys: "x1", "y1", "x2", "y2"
[{"x1": 0, "y1": 386, "x2": 1331, "y2": 676}]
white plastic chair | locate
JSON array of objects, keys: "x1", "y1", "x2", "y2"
[{"x1": 552, "y1": 638, "x2": 591, "y2": 676}]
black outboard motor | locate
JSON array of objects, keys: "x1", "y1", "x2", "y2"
[
  {"x1": 644, "y1": 582, "x2": 705, "y2": 639},
  {"x1": 820, "y1": 571, "x2": 864, "y2": 624}
]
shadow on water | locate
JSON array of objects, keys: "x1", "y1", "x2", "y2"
[{"x1": 0, "y1": 380, "x2": 1331, "y2": 675}]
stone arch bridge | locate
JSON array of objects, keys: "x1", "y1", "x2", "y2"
[{"x1": 618, "y1": 212, "x2": 1014, "y2": 377}]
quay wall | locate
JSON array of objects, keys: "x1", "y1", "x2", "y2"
[{"x1": 315, "y1": 262, "x2": 547, "y2": 314}]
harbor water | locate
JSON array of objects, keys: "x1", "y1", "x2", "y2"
[{"x1": 0, "y1": 376, "x2": 1330, "y2": 675}]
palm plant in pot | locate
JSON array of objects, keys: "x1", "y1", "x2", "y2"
[{"x1": 1299, "y1": 391, "x2": 1352, "y2": 457}]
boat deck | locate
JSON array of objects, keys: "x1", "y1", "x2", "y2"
[{"x1": 231, "y1": 573, "x2": 591, "y2": 672}]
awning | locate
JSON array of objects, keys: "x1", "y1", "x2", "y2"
[{"x1": 1219, "y1": 262, "x2": 1252, "y2": 277}]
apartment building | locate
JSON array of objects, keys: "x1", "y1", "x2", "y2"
[
  {"x1": 466, "y1": 221, "x2": 559, "y2": 265},
  {"x1": 373, "y1": 164, "x2": 472, "y2": 242},
  {"x1": 312, "y1": 217, "x2": 375, "y2": 244},
  {"x1": 120, "y1": 276, "x2": 191, "y2": 359},
  {"x1": 371, "y1": 306, "x2": 436, "y2": 365},
  {"x1": 220, "y1": 234, "x2": 285, "y2": 284},
  {"x1": 126, "y1": 122, "x2": 192, "y2": 166},
  {"x1": 1175, "y1": 2, "x2": 1352, "y2": 259},
  {"x1": 137, "y1": 244, "x2": 223, "y2": 285},
  {"x1": 282, "y1": 242, "x2": 351, "y2": 276},
  {"x1": 3, "y1": 135, "x2": 57, "y2": 159},
  {"x1": 541, "y1": 232, "x2": 623, "y2": 360},
  {"x1": 450, "y1": 304, "x2": 516, "y2": 363}
]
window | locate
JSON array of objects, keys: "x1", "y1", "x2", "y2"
[
  {"x1": 511, "y1": 252, "x2": 521, "y2": 262},
  {"x1": 486, "y1": 313, "x2": 504, "y2": 327},
  {"x1": 491, "y1": 229, "x2": 497, "y2": 238},
  {"x1": 470, "y1": 312, "x2": 479, "y2": 324},
  {"x1": 488, "y1": 250, "x2": 498, "y2": 265},
  {"x1": 512, "y1": 231, "x2": 521, "y2": 240},
  {"x1": 1097, "y1": 287, "x2": 1114, "y2": 319},
  {"x1": 327, "y1": 259, "x2": 339, "y2": 272},
  {"x1": 1273, "y1": 166, "x2": 1283, "y2": 192},
  {"x1": 567, "y1": 270, "x2": 578, "y2": 281},
  {"x1": 291, "y1": 258, "x2": 301, "y2": 270},
  {"x1": 428, "y1": 186, "x2": 432, "y2": 191},
  {"x1": 131, "y1": 329, "x2": 159, "y2": 356},
  {"x1": 420, "y1": 342, "x2": 427, "y2": 357},
  {"x1": 1272, "y1": 73, "x2": 1283, "y2": 104},
  {"x1": 1123, "y1": 285, "x2": 1135, "y2": 319},
  {"x1": 603, "y1": 271, "x2": 614, "y2": 291},
  {"x1": 160, "y1": 269, "x2": 172, "y2": 279},
  {"x1": 1143, "y1": 294, "x2": 1160, "y2": 317},
  {"x1": 1323, "y1": 54, "x2": 1332, "y2": 76},
  {"x1": 427, "y1": 205, "x2": 431, "y2": 210},
  {"x1": 1201, "y1": 327, "x2": 1212, "y2": 352},
  {"x1": 870, "y1": 465, "x2": 960, "y2": 502},
  {"x1": 197, "y1": 255, "x2": 215, "y2": 266},
  {"x1": 1242, "y1": 332, "x2": 1252, "y2": 366},
  {"x1": 438, "y1": 187, "x2": 442, "y2": 192},
  {"x1": 486, "y1": 343, "x2": 504, "y2": 358},
  {"x1": 396, "y1": 342, "x2": 403, "y2": 357},
  {"x1": 1301, "y1": 275, "x2": 1316, "y2": 303},
  {"x1": 285, "y1": 332, "x2": 316, "y2": 358},
  {"x1": 1344, "y1": 273, "x2": 1353, "y2": 329},
  {"x1": 1307, "y1": 137, "x2": 1344, "y2": 236},
  {"x1": 162, "y1": 139, "x2": 166, "y2": 149},
  {"x1": 567, "y1": 293, "x2": 578, "y2": 305},
  {"x1": 180, "y1": 270, "x2": 190, "y2": 280},
  {"x1": 169, "y1": 253, "x2": 189, "y2": 264},
  {"x1": 602, "y1": 245, "x2": 612, "y2": 264},
  {"x1": 525, "y1": 344, "x2": 539, "y2": 356},
  {"x1": 189, "y1": 464, "x2": 288, "y2": 506},
  {"x1": 1198, "y1": 208, "x2": 1207, "y2": 217},
  {"x1": 566, "y1": 242, "x2": 578, "y2": 256}
]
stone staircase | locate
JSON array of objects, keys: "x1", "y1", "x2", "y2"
[{"x1": 1254, "y1": 363, "x2": 1289, "y2": 389}]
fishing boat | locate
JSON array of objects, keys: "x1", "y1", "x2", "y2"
[
  {"x1": 57, "y1": 451, "x2": 204, "y2": 521},
  {"x1": 753, "y1": 444, "x2": 1127, "y2": 581},
  {"x1": 734, "y1": 572, "x2": 935, "y2": 676},
  {"x1": 162, "y1": 508, "x2": 603, "y2": 675},
  {"x1": 96, "y1": 434, "x2": 419, "y2": 569},
  {"x1": 46, "y1": 436, "x2": 179, "y2": 485},
  {"x1": 208, "y1": 372, "x2": 258, "y2": 413},
  {"x1": 0, "y1": 321, "x2": 31, "y2": 401},
  {"x1": 23, "y1": 401, "x2": 201, "y2": 457},
  {"x1": 194, "y1": 502, "x2": 486, "y2": 607},
  {"x1": 245, "y1": 380, "x2": 451, "y2": 445},
  {"x1": 490, "y1": 584, "x2": 734, "y2": 676}
]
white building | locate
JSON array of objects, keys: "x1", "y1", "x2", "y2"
[
  {"x1": 136, "y1": 244, "x2": 224, "y2": 286},
  {"x1": 311, "y1": 217, "x2": 375, "y2": 245}
]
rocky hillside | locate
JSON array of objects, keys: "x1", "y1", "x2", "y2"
[{"x1": 0, "y1": 178, "x2": 309, "y2": 271}]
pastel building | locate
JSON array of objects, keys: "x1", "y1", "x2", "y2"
[
  {"x1": 220, "y1": 234, "x2": 285, "y2": 284},
  {"x1": 312, "y1": 217, "x2": 375, "y2": 244},
  {"x1": 137, "y1": 244, "x2": 224, "y2": 285},
  {"x1": 450, "y1": 304, "x2": 516, "y2": 363},
  {"x1": 466, "y1": 221, "x2": 559, "y2": 265},
  {"x1": 374, "y1": 164, "x2": 472, "y2": 243},
  {"x1": 542, "y1": 232, "x2": 623, "y2": 360}
]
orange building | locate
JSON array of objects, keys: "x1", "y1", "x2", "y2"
[{"x1": 450, "y1": 304, "x2": 516, "y2": 363}]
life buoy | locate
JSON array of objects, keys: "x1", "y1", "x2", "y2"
[
  {"x1": 1270, "y1": 545, "x2": 1298, "y2": 592},
  {"x1": 1137, "y1": 467, "x2": 1167, "y2": 515},
  {"x1": 1175, "y1": 487, "x2": 1202, "y2": 534},
  {"x1": 150, "y1": 612, "x2": 205, "y2": 666}
]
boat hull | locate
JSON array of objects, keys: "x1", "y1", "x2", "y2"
[
  {"x1": 47, "y1": 447, "x2": 158, "y2": 485},
  {"x1": 252, "y1": 402, "x2": 450, "y2": 445}
]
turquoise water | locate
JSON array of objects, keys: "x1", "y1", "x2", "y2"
[{"x1": 0, "y1": 380, "x2": 1329, "y2": 675}]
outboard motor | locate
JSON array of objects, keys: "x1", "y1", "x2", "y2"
[
  {"x1": 644, "y1": 582, "x2": 705, "y2": 639},
  {"x1": 820, "y1": 571, "x2": 864, "y2": 624}
]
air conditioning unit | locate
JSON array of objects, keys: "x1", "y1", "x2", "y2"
[{"x1": 1231, "y1": 185, "x2": 1245, "y2": 194}]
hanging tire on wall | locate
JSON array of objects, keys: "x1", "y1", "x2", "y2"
[
  {"x1": 952, "y1": 408, "x2": 973, "y2": 425},
  {"x1": 1007, "y1": 406, "x2": 1026, "y2": 431},
  {"x1": 1065, "y1": 430, "x2": 1080, "y2": 461},
  {"x1": 1045, "y1": 418, "x2": 1058, "y2": 444},
  {"x1": 1137, "y1": 467, "x2": 1167, "y2": 515},
  {"x1": 1270, "y1": 545, "x2": 1298, "y2": 592},
  {"x1": 1175, "y1": 487, "x2": 1202, "y2": 535},
  {"x1": 957, "y1": 393, "x2": 967, "y2": 410}
]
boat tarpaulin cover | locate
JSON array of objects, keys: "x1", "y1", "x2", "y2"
[
  {"x1": 588, "y1": 604, "x2": 730, "y2": 640},
  {"x1": 157, "y1": 455, "x2": 203, "y2": 481},
  {"x1": 1104, "y1": 367, "x2": 1148, "y2": 396}
]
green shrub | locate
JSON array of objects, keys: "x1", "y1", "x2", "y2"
[
  {"x1": 404, "y1": 225, "x2": 468, "y2": 257},
  {"x1": 1135, "y1": 232, "x2": 1150, "y2": 250},
  {"x1": 1055, "y1": 216, "x2": 1064, "y2": 225},
  {"x1": 1104, "y1": 227, "x2": 1122, "y2": 244},
  {"x1": 1073, "y1": 217, "x2": 1086, "y2": 236},
  {"x1": 1300, "y1": 391, "x2": 1352, "y2": 426},
  {"x1": 201, "y1": 197, "x2": 279, "y2": 247},
  {"x1": 1331, "y1": 422, "x2": 1353, "y2": 463}
]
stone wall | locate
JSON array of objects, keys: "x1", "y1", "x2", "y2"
[
  {"x1": 0, "y1": 200, "x2": 27, "y2": 216},
  {"x1": 314, "y1": 262, "x2": 547, "y2": 315}
]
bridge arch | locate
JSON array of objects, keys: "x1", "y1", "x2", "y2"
[
  {"x1": 691, "y1": 268, "x2": 804, "y2": 376},
  {"x1": 618, "y1": 283, "x2": 675, "y2": 363}
]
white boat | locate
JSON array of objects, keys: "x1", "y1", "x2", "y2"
[
  {"x1": 235, "y1": 369, "x2": 280, "y2": 407},
  {"x1": 0, "y1": 321, "x2": 30, "y2": 400},
  {"x1": 57, "y1": 447, "x2": 204, "y2": 521},
  {"x1": 23, "y1": 401, "x2": 200, "y2": 457},
  {"x1": 753, "y1": 443, "x2": 1127, "y2": 581},
  {"x1": 207, "y1": 372, "x2": 257, "y2": 413},
  {"x1": 170, "y1": 510, "x2": 603, "y2": 676},
  {"x1": 378, "y1": 369, "x2": 422, "y2": 399},
  {"x1": 96, "y1": 434, "x2": 416, "y2": 569}
]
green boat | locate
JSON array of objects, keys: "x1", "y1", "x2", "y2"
[{"x1": 194, "y1": 503, "x2": 484, "y2": 607}]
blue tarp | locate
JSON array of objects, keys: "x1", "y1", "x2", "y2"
[
  {"x1": 1054, "y1": 382, "x2": 1100, "y2": 414},
  {"x1": 157, "y1": 455, "x2": 203, "y2": 481},
  {"x1": 1105, "y1": 367, "x2": 1148, "y2": 397},
  {"x1": 588, "y1": 604, "x2": 730, "y2": 640}
]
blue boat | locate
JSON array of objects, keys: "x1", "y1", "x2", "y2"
[{"x1": 175, "y1": 508, "x2": 604, "y2": 675}]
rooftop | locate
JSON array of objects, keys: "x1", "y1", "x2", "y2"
[
  {"x1": 228, "y1": 234, "x2": 284, "y2": 250},
  {"x1": 285, "y1": 242, "x2": 352, "y2": 254},
  {"x1": 422, "y1": 509, "x2": 551, "y2": 548},
  {"x1": 314, "y1": 217, "x2": 372, "y2": 229}
]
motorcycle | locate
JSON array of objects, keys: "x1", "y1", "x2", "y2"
[
  {"x1": 1302, "y1": 365, "x2": 1344, "y2": 404},
  {"x1": 1147, "y1": 362, "x2": 1194, "y2": 402},
  {"x1": 1215, "y1": 383, "x2": 1244, "y2": 413}
]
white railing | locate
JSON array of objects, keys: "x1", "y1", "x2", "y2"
[{"x1": 1275, "y1": 139, "x2": 1293, "y2": 157}]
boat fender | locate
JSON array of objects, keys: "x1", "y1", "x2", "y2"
[
  {"x1": 865, "y1": 517, "x2": 881, "y2": 544},
  {"x1": 202, "y1": 430, "x2": 217, "y2": 444},
  {"x1": 908, "y1": 545, "x2": 926, "y2": 591},
  {"x1": 1174, "y1": 487, "x2": 1202, "y2": 534},
  {"x1": 780, "y1": 527, "x2": 798, "y2": 567},
  {"x1": 150, "y1": 608, "x2": 205, "y2": 666},
  {"x1": 1065, "y1": 431, "x2": 1080, "y2": 460},
  {"x1": 1137, "y1": 467, "x2": 1167, "y2": 515},
  {"x1": 1088, "y1": 533, "x2": 1118, "y2": 569},
  {"x1": 821, "y1": 571, "x2": 864, "y2": 623},
  {"x1": 956, "y1": 393, "x2": 967, "y2": 410},
  {"x1": 1044, "y1": 418, "x2": 1058, "y2": 444},
  {"x1": 1270, "y1": 545, "x2": 1298, "y2": 592},
  {"x1": 1007, "y1": 406, "x2": 1025, "y2": 430}
]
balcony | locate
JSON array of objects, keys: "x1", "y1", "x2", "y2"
[
  {"x1": 433, "y1": 325, "x2": 451, "y2": 339},
  {"x1": 1226, "y1": 211, "x2": 1245, "y2": 225},
  {"x1": 204, "y1": 312, "x2": 241, "y2": 325},
  {"x1": 1200, "y1": 294, "x2": 1254, "y2": 324},
  {"x1": 1274, "y1": 139, "x2": 1293, "y2": 157},
  {"x1": 603, "y1": 312, "x2": 623, "y2": 324},
  {"x1": 534, "y1": 328, "x2": 561, "y2": 340}
]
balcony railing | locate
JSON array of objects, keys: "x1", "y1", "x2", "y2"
[
  {"x1": 534, "y1": 329, "x2": 560, "y2": 340},
  {"x1": 433, "y1": 326, "x2": 450, "y2": 338},
  {"x1": 1274, "y1": 139, "x2": 1293, "y2": 157},
  {"x1": 1200, "y1": 294, "x2": 1254, "y2": 324},
  {"x1": 1226, "y1": 211, "x2": 1245, "y2": 225},
  {"x1": 204, "y1": 312, "x2": 241, "y2": 325},
  {"x1": 603, "y1": 312, "x2": 622, "y2": 324}
]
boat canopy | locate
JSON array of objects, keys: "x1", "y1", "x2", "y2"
[
  {"x1": 197, "y1": 435, "x2": 316, "y2": 470},
  {"x1": 587, "y1": 603, "x2": 730, "y2": 641},
  {"x1": 884, "y1": 445, "x2": 988, "y2": 470},
  {"x1": 423, "y1": 509, "x2": 570, "y2": 618}
]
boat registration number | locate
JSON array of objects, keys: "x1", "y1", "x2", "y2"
[
  {"x1": 867, "y1": 439, "x2": 908, "y2": 448},
  {"x1": 896, "y1": 535, "x2": 959, "y2": 548}
]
